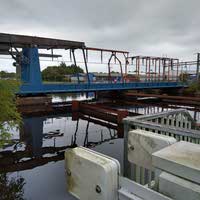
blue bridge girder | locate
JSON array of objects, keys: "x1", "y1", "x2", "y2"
[{"x1": 19, "y1": 81, "x2": 186, "y2": 95}]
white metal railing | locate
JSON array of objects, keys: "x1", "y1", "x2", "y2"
[
  {"x1": 123, "y1": 109, "x2": 200, "y2": 185},
  {"x1": 119, "y1": 176, "x2": 172, "y2": 200}
]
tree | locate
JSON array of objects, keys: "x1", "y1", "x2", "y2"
[
  {"x1": 42, "y1": 62, "x2": 84, "y2": 82},
  {"x1": 0, "y1": 71, "x2": 16, "y2": 79},
  {"x1": 0, "y1": 173, "x2": 26, "y2": 200},
  {"x1": 0, "y1": 80, "x2": 21, "y2": 148}
]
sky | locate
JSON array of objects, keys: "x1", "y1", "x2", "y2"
[{"x1": 0, "y1": 0, "x2": 200, "y2": 72}]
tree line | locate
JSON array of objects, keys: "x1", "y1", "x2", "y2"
[
  {"x1": 0, "y1": 71, "x2": 16, "y2": 79},
  {"x1": 42, "y1": 62, "x2": 84, "y2": 82}
]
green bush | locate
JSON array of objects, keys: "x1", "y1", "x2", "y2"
[{"x1": 0, "y1": 80, "x2": 21, "y2": 148}]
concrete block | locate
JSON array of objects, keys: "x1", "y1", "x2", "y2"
[
  {"x1": 128, "y1": 129, "x2": 176, "y2": 170},
  {"x1": 159, "y1": 172, "x2": 200, "y2": 200},
  {"x1": 153, "y1": 141, "x2": 200, "y2": 184},
  {"x1": 65, "y1": 147, "x2": 120, "y2": 200}
]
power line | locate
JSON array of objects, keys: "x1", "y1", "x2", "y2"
[
  {"x1": 0, "y1": 56, "x2": 198, "y2": 68},
  {"x1": 0, "y1": 56, "x2": 125, "y2": 66}
]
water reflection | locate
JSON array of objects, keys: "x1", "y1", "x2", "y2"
[
  {"x1": 1, "y1": 105, "x2": 199, "y2": 174},
  {"x1": 0, "y1": 113, "x2": 119, "y2": 174},
  {"x1": 51, "y1": 93, "x2": 94, "y2": 102},
  {"x1": 72, "y1": 119, "x2": 118, "y2": 148},
  {"x1": 0, "y1": 104, "x2": 199, "y2": 199},
  {"x1": 0, "y1": 112, "x2": 121, "y2": 199}
]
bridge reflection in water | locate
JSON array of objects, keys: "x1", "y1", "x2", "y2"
[
  {"x1": 0, "y1": 114, "x2": 120, "y2": 173},
  {"x1": 0, "y1": 105, "x2": 199, "y2": 199},
  {"x1": 0, "y1": 106, "x2": 199, "y2": 174},
  {"x1": 0, "y1": 112, "x2": 124, "y2": 199}
]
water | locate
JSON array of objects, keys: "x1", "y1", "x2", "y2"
[
  {"x1": 0, "y1": 99, "x2": 200, "y2": 200},
  {"x1": 0, "y1": 113, "x2": 123, "y2": 200},
  {"x1": 51, "y1": 93, "x2": 94, "y2": 102}
]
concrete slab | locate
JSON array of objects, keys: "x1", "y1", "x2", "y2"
[
  {"x1": 128, "y1": 129, "x2": 176, "y2": 170},
  {"x1": 153, "y1": 141, "x2": 200, "y2": 184},
  {"x1": 159, "y1": 172, "x2": 200, "y2": 200}
]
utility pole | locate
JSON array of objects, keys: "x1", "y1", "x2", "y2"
[{"x1": 196, "y1": 53, "x2": 200, "y2": 82}]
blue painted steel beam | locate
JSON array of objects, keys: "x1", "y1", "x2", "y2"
[
  {"x1": 21, "y1": 48, "x2": 42, "y2": 87},
  {"x1": 19, "y1": 82, "x2": 186, "y2": 95}
]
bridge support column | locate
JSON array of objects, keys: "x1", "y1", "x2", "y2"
[{"x1": 20, "y1": 47, "x2": 42, "y2": 94}]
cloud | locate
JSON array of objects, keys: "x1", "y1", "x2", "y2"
[{"x1": 0, "y1": 0, "x2": 200, "y2": 72}]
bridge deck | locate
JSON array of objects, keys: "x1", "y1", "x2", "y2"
[{"x1": 19, "y1": 81, "x2": 186, "y2": 95}]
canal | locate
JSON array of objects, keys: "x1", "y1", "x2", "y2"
[{"x1": 0, "y1": 94, "x2": 200, "y2": 200}]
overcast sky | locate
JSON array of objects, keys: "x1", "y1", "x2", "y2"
[{"x1": 0, "y1": 0, "x2": 200, "y2": 72}]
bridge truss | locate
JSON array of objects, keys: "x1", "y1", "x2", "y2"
[{"x1": 0, "y1": 33, "x2": 185, "y2": 95}]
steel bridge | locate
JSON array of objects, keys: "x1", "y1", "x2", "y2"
[
  {"x1": 0, "y1": 33, "x2": 186, "y2": 95},
  {"x1": 20, "y1": 82, "x2": 184, "y2": 95}
]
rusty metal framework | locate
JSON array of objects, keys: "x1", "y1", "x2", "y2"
[
  {"x1": 84, "y1": 47, "x2": 129, "y2": 82},
  {"x1": 126, "y1": 56, "x2": 179, "y2": 81}
]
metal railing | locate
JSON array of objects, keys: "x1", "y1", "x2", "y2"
[
  {"x1": 123, "y1": 109, "x2": 200, "y2": 185},
  {"x1": 19, "y1": 81, "x2": 185, "y2": 94}
]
